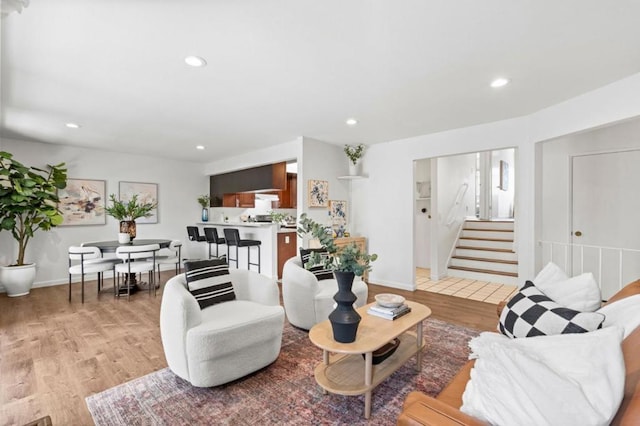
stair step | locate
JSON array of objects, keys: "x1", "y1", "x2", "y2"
[
  {"x1": 464, "y1": 228, "x2": 513, "y2": 232},
  {"x1": 461, "y1": 230, "x2": 514, "y2": 239},
  {"x1": 458, "y1": 238, "x2": 514, "y2": 250},
  {"x1": 455, "y1": 248, "x2": 518, "y2": 261},
  {"x1": 452, "y1": 256, "x2": 518, "y2": 265},
  {"x1": 462, "y1": 220, "x2": 514, "y2": 231},
  {"x1": 448, "y1": 265, "x2": 518, "y2": 277},
  {"x1": 450, "y1": 258, "x2": 518, "y2": 273},
  {"x1": 456, "y1": 246, "x2": 515, "y2": 253},
  {"x1": 446, "y1": 268, "x2": 519, "y2": 286}
]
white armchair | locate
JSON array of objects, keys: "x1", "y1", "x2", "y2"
[
  {"x1": 282, "y1": 256, "x2": 368, "y2": 330},
  {"x1": 160, "y1": 268, "x2": 284, "y2": 387}
]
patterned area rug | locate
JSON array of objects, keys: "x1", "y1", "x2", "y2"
[{"x1": 86, "y1": 319, "x2": 479, "y2": 425}]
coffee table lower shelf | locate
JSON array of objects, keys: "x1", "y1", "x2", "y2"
[{"x1": 314, "y1": 332, "x2": 423, "y2": 395}]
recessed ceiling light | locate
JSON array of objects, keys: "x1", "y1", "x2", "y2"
[
  {"x1": 185, "y1": 56, "x2": 207, "y2": 67},
  {"x1": 65, "y1": 122, "x2": 80, "y2": 129},
  {"x1": 196, "y1": 145, "x2": 205, "y2": 150},
  {"x1": 346, "y1": 118, "x2": 358, "y2": 126},
  {"x1": 490, "y1": 77, "x2": 510, "y2": 88}
]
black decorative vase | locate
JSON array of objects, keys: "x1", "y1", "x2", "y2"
[{"x1": 329, "y1": 271, "x2": 361, "y2": 343}]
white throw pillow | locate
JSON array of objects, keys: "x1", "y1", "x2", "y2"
[
  {"x1": 533, "y1": 262, "x2": 568, "y2": 287},
  {"x1": 598, "y1": 294, "x2": 640, "y2": 338},
  {"x1": 537, "y1": 272, "x2": 602, "y2": 312}
]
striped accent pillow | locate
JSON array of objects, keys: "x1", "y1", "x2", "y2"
[
  {"x1": 184, "y1": 259, "x2": 236, "y2": 309},
  {"x1": 300, "y1": 248, "x2": 334, "y2": 281}
]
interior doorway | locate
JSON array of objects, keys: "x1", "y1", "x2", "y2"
[
  {"x1": 413, "y1": 148, "x2": 517, "y2": 297},
  {"x1": 570, "y1": 149, "x2": 640, "y2": 297}
]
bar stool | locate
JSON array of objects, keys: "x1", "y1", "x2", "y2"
[
  {"x1": 186, "y1": 226, "x2": 206, "y2": 242},
  {"x1": 223, "y1": 228, "x2": 261, "y2": 273},
  {"x1": 204, "y1": 227, "x2": 226, "y2": 258}
]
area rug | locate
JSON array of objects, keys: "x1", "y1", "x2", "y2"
[{"x1": 86, "y1": 319, "x2": 479, "y2": 425}]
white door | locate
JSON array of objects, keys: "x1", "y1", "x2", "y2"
[{"x1": 572, "y1": 150, "x2": 640, "y2": 298}]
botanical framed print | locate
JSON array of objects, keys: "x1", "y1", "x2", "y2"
[
  {"x1": 58, "y1": 178, "x2": 107, "y2": 226},
  {"x1": 119, "y1": 181, "x2": 158, "y2": 223},
  {"x1": 308, "y1": 179, "x2": 329, "y2": 207},
  {"x1": 329, "y1": 200, "x2": 347, "y2": 227}
]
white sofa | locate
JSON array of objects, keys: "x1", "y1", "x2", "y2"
[
  {"x1": 282, "y1": 256, "x2": 368, "y2": 330},
  {"x1": 160, "y1": 269, "x2": 285, "y2": 387}
]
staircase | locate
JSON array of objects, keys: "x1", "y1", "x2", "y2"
[{"x1": 447, "y1": 219, "x2": 518, "y2": 285}]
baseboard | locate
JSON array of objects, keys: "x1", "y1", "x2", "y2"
[
  {"x1": 368, "y1": 277, "x2": 415, "y2": 291},
  {"x1": 0, "y1": 264, "x2": 182, "y2": 293}
]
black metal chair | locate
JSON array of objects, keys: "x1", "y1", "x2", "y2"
[
  {"x1": 223, "y1": 228, "x2": 261, "y2": 273},
  {"x1": 186, "y1": 226, "x2": 206, "y2": 242},
  {"x1": 204, "y1": 227, "x2": 226, "y2": 258}
]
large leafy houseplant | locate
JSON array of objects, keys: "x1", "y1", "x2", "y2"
[
  {"x1": 0, "y1": 151, "x2": 67, "y2": 266},
  {"x1": 296, "y1": 213, "x2": 377, "y2": 276}
]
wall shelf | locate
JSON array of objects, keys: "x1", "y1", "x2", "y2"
[
  {"x1": 338, "y1": 175, "x2": 366, "y2": 180},
  {"x1": 416, "y1": 197, "x2": 431, "y2": 201}
]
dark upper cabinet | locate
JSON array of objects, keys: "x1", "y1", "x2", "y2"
[{"x1": 210, "y1": 162, "x2": 288, "y2": 207}]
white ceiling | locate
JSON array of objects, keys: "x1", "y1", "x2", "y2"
[{"x1": 2, "y1": 1, "x2": 640, "y2": 163}]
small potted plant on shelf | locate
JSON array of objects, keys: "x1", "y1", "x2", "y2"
[
  {"x1": 105, "y1": 194, "x2": 157, "y2": 241},
  {"x1": 297, "y1": 213, "x2": 377, "y2": 342},
  {"x1": 0, "y1": 151, "x2": 68, "y2": 296},
  {"x1": 198, "y1": 194, "x2": 210, "y2": 222},
  {"x1": 344, "y1": 143, "x2": 365, "y2": 176}
]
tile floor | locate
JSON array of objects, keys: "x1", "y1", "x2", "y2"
[{"x1": 416, "y1": 268, "x2": 518, "y2": 305}]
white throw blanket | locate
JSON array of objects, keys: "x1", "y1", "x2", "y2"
[{"x1": 460, "y1": 327, "x2": 625, "y2": 426}]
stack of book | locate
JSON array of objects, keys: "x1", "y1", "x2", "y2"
[{"x1": 367, "y1": 303, "x2": 411, "y2": 320}]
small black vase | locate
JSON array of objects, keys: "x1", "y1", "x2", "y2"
[{"x1": 329, "y1": 271, "x2": 361, "y2": 343}]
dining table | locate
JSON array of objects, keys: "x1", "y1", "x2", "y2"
[{"x1": 84, "y1": 239, "x2": 172, "y2": 295}]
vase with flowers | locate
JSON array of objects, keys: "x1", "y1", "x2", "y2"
[
  {"x1": 198, "y1": 194, "x2": 210, "y2": 222},
  {"x1": 344, "y1": 143, "x2": 365, "y2": 176},
  {"x1": 105, "y1": 194, "x2": 157, "y2": 241},
  {"x1": 297, "y1": 213, "x2": 377, "y2": 342}
]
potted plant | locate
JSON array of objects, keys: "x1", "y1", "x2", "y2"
[
  {"x1": 297, "y1": 213, "x2": 377, "y2": 342},
  {"x1": 0, "y1": 151, "x2": 67, "y2": 296},
  {"x1": 198, "y1": 194, "x2": 210, "y2": 222},
  {"x1": 344, "y1": 143, "x2": 365, "y2": 176},
  {"x1": 104, "y1": 194, "x2": 157, "y2": 241}
]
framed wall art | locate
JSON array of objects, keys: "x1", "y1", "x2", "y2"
[
  {"x1": 119, "y1": 181, "x2": 158, "y2": 223},
  {"x1": 329, "y1": 200, "x2": 347, "y2": 227},
  {"x1": 58, "y1": 178, "x2": 107, "y2": 226},
  {"x1": 308, "y1": 179, "x2": 329, "y2": 207}
]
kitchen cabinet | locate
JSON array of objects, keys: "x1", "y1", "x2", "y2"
[
  {"x1": 210, "y1": 162, "x2": 288, "y2": 207},
  {"x1": 277, "y1": 232, "x2": 297, "y2": 279},
  {"x1": 222, "y1": 193, "x2": 256, "y2": 208},
  {"x1": 274, "y1": 173, "x2": 297, "y2": 209}
]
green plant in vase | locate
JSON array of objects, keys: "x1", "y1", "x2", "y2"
[
  {"x1": 0, "y1": 151, "x2": 67, "y2": 296},
  {"x1": 344, "y1": 143, "x2": 366, "y2": 176},
  {"x1": 105, "y1": 194, "x2": 157, "y2": 240},
  {"x1": 198, "y1": 194, "x2": 210, "y2": 222},
  {"x1": 297, "y1": 213, "x2": 377, "y2": 342}
]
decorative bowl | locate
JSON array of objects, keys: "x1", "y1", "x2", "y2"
[{"x1": 375, "y1": 293, "x2": 406, "y2": 308}]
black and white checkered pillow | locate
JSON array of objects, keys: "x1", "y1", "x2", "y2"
[
  {"x1": 184, "y1": 258, "x2": 235, "y2": 309},
  {"x1": 499, "y1": 281, "x2": 605, "y2": 338},
  {"x1": 300, "y1": 248, "x2": 334, "y2": 281}
]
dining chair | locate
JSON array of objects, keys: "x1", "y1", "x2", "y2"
[
  {"x1": 115, "y1": 244, "x2": 160, "y2": 300},
  {"x1": 151, "y1": 239, "x2": 182, "y2": 283},
  {"x1": 79, "y1": 241, "x2": 121, "y2": 292},
  {"x1": 68, "y1": 246, "x2": 117, "y2": 303}
]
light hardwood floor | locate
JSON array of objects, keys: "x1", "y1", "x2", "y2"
[{"x1": 0, "y1": 272, "x2": 498, "y2": 426}]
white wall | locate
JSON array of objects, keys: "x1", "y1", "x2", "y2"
[
  {"x1": 0, "y1": 138, "x2": 207, "y2": 289},
  {"x1": 434, "y1": 153, "x2": 476, "y2": 277},
  {"x1": 298, "y1": 137, "x2": 350, "y2": 245},
  {"x1": 353, "y1": 72, "x2": 640, "y2": 291}
]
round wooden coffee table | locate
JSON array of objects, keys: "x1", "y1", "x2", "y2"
[{"x1": 309, "y1": 300, "x2": 432, "y2": 419}]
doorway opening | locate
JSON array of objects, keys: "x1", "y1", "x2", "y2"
[{"x1": 414, "y1": 148, "x2": 518, "y2": 301}]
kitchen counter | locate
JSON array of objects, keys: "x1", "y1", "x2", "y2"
[{"x1": 196, "y1": 221, "x2": 275, "y2": 228}]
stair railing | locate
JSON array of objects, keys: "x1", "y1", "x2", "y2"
[
  {"x1": 538, "y1": 240, "x2": 640, "y2": 295},
  {"x1": 445, "y1": 183, "x2": 469, "y2": 228}
]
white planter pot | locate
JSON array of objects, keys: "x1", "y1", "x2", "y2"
[
  {"x1": 348, "y1": 161, "x2": 362, "y2": 176},
  {"x1": 0, "y1": 263, "x2": 37, "y2": 297}
]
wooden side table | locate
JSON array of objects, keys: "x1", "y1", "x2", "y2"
[{"x1": 309, "y1": 301, "x2": 432, "y2": 419}]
